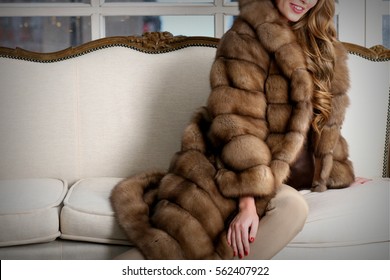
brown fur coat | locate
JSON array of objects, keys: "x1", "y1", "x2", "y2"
[{"x1": 110, "y1": 0, "x2": 355, "y2": 260}]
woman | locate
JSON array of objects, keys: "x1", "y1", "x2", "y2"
[{"x1": 111, "y1": 0, "x2": 355, "y2": 260}]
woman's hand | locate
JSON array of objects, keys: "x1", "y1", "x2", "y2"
[
  {"x1": 227, "y1": 196, "x2": 259, "y2": 259},
  {"x1": 352, "y1": 177, "x2": 372, "y2": 185}
]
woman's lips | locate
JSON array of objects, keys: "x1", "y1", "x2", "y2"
[{"x1": 290, "y1": 3, "x2": 305, "y2": 14}]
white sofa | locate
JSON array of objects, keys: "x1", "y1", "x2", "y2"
[{"x1": 0, "y1": 32, "x2": 389, "y2": 260}]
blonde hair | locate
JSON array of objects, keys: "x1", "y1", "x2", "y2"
[{"x1": 292, "y1": 0, "x2": 337, "y2": 134}]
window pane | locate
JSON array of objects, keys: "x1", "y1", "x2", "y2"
[
  {"x1": 105, "y1": 16, "x2": 161, "y2": 37},
  {"x1": 162, "y1": 15, "x2": 214, "y2": 36},
  {"x1": 106, "y1": 15, "x2": 214, "y2": 37},
  {"x1": 383, "y1": 15, "x2": 390, "y2": 48},
  {"x1": 0, "y1": 0, "x2": 89, "y2": 3},
  {"x1": 224, "y1": 15, "x2": 235, "y2": 32},
  {"x1": 0, "y1": 16, "x2": 91, "y2": 52}
]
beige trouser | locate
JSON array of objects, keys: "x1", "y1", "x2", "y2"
[{"x1": 114, "y1": 184, "x2": 308, "y2": 260}]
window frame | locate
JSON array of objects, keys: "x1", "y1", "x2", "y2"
[{"x1": 0, "y1": 0, "x2": 239, "y2": 39}]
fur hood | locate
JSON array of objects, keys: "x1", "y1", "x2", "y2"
[{"x1": 111, "y1": 0, "x2": 355, "y2": 260}]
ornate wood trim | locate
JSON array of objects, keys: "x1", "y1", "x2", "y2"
[
  {"x1": 343, "y1": 42, "x2": 390, "y2": 62},
  {"x1": 385, "y1": 89, "x2": 390, "y2": 178},
  {"x1": 0, "y1": 32, "x2": 219, "y2": 63},
  {"x1": 1, "y1": 32, "x2": 388, "y2": 63}
]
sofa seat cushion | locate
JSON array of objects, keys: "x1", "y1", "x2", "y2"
[
  {"x1": 292, "y1": 178, "x2": 389, "y2": 248},
  {"x1": 0, "y1": 178, "x2": 68, "y2": 247},
  {"x1": 60, "y1": 177, "x2": 131, "y2": 245}
]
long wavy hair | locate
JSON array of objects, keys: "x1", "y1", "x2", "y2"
[{"x1": 292, "y1": 0, "x2": 337, "y2": 134}]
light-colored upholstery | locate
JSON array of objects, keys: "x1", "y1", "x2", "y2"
[
  {"x1": 0, "y1": 34, "x2": 388, "y2": 259},
  {"x1": 342, "y1": 53, "x2": 390, "y2": 178},
  {"x1": 0, "y1": 179, "x2": 67, "y2": 247},
  {"x1": 60, "y1": 177, "x2": 130, "y2": 245},
  {"x1": 0, "y1": 46, "x2": 214, "y2": 185},
  {"x1": 274, "y1": 178, "x2": 389, "y2": 259}
]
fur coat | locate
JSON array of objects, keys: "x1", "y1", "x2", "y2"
[{"x1": 110, "y1": 0, "x2": 355, "y2": 260}]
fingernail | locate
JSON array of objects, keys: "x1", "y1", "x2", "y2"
[
  {"x1": 244, "y1": 250, "x2": 248, "y2": 256},
  {"x1": 233, "y1": 251, "x2": 236, "y2": 257},
  {"x1": 250, "y1": 237, "x2": 255, "y2": 243},
  {"x1": 239, "y1": 254, "x2": 243, "y2": 259}
]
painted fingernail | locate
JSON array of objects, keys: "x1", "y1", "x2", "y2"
[
  {"x1": 245, "y1": 250, "x2": 248, "y2": 256},
  {"x1": 250, "y1": 237, "x2": 255, "y2": 243},
  {"x1": 239, "y1": 254, "x2": 243, "y2": 259},
  {"x1": 233, "y1": 251, "x2": 236, "y2": 257}
]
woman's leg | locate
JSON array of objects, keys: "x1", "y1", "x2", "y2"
[{"x1": 246, "y1": 184, "x2": 309, "y2": 259}]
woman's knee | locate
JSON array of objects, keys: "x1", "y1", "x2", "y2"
[{"x1": 270, "y1": 185, "x2": 309, "y2": 232}]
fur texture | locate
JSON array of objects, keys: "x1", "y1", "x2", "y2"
[{"x1": 111, "y1": 0, "x2": 355, "y2": 260}]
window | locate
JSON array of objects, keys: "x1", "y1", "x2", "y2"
[
  {"x1": 1, "y1": 0, "x2": 388, "y2": 52},
  {"x1": 0, "y1": 0, "x2": 238, "y2": 52}
]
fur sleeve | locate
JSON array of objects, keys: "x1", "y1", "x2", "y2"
[
  {"x1": 311, "y1": 41, "x2": 355, "y2": 192},
  {"x1": 207, "y1": 19, "x2": 276, "y2": 199}
]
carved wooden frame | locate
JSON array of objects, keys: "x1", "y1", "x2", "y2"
[
  {"x1": 0, "y1": 32, "x2": 389, "y2": 177},
  {"x1": 0, "y1": 32, "x2": 219, "y2": 62}
]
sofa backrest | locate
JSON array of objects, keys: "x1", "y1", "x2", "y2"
[
  {"x1": 0, "y1": 33, "x2": 217, "y2": 185},
  {"x1": 342, "y1": 44, "x2": 390, "y2": 178},
  {"x1": 0, "y1": 33, "x2": 389, "y2": 185}
]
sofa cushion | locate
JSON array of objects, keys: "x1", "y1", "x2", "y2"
[
  {"x1": 293, "y1": 178, "x2": 389, "y2": 247},
  {"x1": 60, "y1": 177, "x2": 131, "y2": 245},
  {"x1": 0, "y1": 178, "x2": 68, "y2": 247}
]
